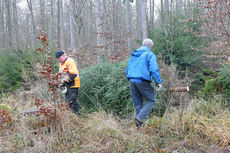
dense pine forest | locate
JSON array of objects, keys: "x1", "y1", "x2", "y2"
[{"x1": 0, "y1": 0, "x2": 229, "y2": 152}]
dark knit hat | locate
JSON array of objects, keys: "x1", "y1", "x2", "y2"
[{"x1": 55, "y1": 50, "x2": 65, "y2": 58}]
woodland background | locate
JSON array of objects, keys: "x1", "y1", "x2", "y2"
[{"x1": 0, "y1": 0, "x2": 230, "y2": 152}]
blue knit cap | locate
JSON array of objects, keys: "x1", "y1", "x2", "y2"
[{"x1": 55, "y1": 50, "x2": 65, "y2": 58}]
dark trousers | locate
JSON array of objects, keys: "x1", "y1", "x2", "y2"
[
  {"x1": 130, "y1": 81, "x2": 155, "y2": 121},
  {"x1": 65, "y1": 88, "x2": 79, "y2": 115}
]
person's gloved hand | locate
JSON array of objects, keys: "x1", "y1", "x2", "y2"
[
  {"x1": 58, "y1": 79, "x2": 65, "y2": 88},
  {"x1": 156, "y1": 84, "x2": 163, "y2": 91},
  {"x1": 60, "y1": 85, "x2": 67, "y2": 94}
]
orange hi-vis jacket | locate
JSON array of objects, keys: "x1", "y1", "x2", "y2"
[{"x1": 59, "y1": 57, "x2": 80, "y2": 88}]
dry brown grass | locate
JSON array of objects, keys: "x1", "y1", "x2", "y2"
[
  {"x1": 158, "y1": 60, "x2": 191, "y2": 107},
  {"x1": 160, "y1": 96, "x2": 230, "y2": 152},
  {"x1": 0, "y1": 109, "x2": 155, "y2": 152},
  {"x1": 1, "y1": 76, "x2": 230, "y2": 153}
]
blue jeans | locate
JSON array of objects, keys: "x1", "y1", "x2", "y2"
[{"x1": 130, "y1": 81, "x2": 155, "y2": 122}]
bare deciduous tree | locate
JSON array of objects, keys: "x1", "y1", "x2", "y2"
[
  {"x1": 0, "y1": 0, "x2": 213, "y2": 62},
  {"x1": 6, "y1": 0, "x2": 12, "y2": 48}
]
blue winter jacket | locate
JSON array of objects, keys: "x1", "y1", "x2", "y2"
[{"x1": 125, "y1": 46, "x2": 162, "y2": 84}]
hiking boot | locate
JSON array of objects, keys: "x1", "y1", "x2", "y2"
[{"x1": 135, "y1": 118, "x2": 143, "y2": 128}]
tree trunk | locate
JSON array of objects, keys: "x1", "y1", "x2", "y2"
[
  {"x1": 136, "y1": 0, "x2": 142, "y2": 41},
  {"x1": 26, "y1": 0, "x2": 36, "y2": 35},
  {"x1": 95, "y1": 0, "x2": 103, "y2": 57},
  {"x1": 160, "y1": 0, "x2": 164, "y2": 25},
  {"x1": 142, "y1": 0, "x2": 148, "y2": 40},
  {"x1": 40, "y1": 0, "x2": 45, "y2": 30},
  {"x1": 60, "y1": 0, "x2": 64, "y2": 48},
  {"x1": 6, "y1": 0, "x2": 12, "y2": 48},
  {"x1": 69, "y1": 2, "x2": 74, "y2": 48},
  {"x1": 125, "y1": 0, "x2": 132, "y2": 50},
  {"x1": 152, "y1": 0, "x2": 155, "y2": 30},
  {"x1": 49, "y1": 0, "x2": 55, "y2": 47},
  {"x1": 164, "y1": 0, "x2": 169, "y2": 23},
  {"x1": 112, "y1": 0, "x2": 118, "y2": 32},
  {"x1": 150, "y1": 0, "x2": 155, "y2": 30},
  {"x1": 57, "y1": 0, "x2": 63, "y2": 48},
  {"x1": 89, "y1": 0, "x2": 93, "y2": 44},
  {"x1": 13, "y1": 0, "x2": 19, "y2": 49},
  {"x1": 0, "y1": 1, "x2": 6, "y2": 49}
]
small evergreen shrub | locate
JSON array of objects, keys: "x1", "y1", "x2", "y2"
[
  {"x1": 0, "y1": 51, "x2": 23, "y2": 91},
  {"x1": 193, "y1": 65, "x2": 230, "y2": 106},
  {"x1": 0, "y1": 49, "x2": 39, "y2": 92}
]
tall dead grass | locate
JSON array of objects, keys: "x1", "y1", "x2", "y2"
[{"x1": 1, "y1": 94, "x2": 230, "y2": 153}]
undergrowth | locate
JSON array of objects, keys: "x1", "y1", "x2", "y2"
[{"x1": 1, "y1": 92, "x2": 229, "y2": 152}]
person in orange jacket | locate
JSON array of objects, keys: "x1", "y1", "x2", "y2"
[{"x1": 55, "y1": 50, "x2": 80, "y2": 115}]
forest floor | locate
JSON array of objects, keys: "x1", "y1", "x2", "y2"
[{"x1": 1, "y1": 86, "x2": 230, "y2": 153}]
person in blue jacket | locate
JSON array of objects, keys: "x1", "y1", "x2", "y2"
[{"x1": 125, "y1": 39, "x2": 163, "y2": 127}]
